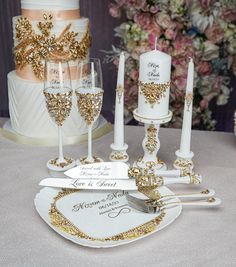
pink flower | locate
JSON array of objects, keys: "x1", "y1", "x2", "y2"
[
  {"x1": 148, "y1": 31, "x2": 162, "y2": 49},
  {"x1": 197, "y1": 61, "x2": 212, "y2": 75},
  {"x1": 156, "y1": 39, "x2": 170, "y2": 53},
  {"x1": 109, "y1": 3, "x2": 121, "y2": 18},
  {"x1": 221, "y1": 8, "x2": 236, "y2": 23},
  {"x1": 164, "y1": 28, "x2": 177, "y2": 40},
  {"x1": 130, "y1": 70, "x2": 139, "y2": 80},
  {"x1": 171, "y1": 66, "x2": 188, "y2": 94},
  {"x1": 199, "y1": 0, "x2": 213, "y2": 8},
  {"x1": 205, "y1": 23, "x2": 224, "y2": 44},
  {"x1": 172, "y1": 35, "x2": 194, "y2": 58},
  {"x1": 134, "y1": 13, "x2": 153, "y2": 30},
  {"x1": 126, "y1": 0, "x2": 146, "y2": 9},
  {"x1": 134, "y1": 12, "x2": 163, "y2": 36},
  {"x1": 155, "y1": 12, "x2": 176, "y2": 29}
]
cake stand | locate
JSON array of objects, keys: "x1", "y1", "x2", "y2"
[{"x1": 133, "y1": 109, "x2": 172, "y2": 171}]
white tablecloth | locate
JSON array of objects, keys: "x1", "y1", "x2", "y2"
[{"x1": 0, "y1": 118, "x2": 236, "y2": 267}]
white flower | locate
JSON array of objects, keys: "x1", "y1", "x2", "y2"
[
  {"x1": 189, "y1": 3, "x2": 214, "y2": 33},
  {"x1": 202, "y1": 41, "x2": 219, "y2": 61}
]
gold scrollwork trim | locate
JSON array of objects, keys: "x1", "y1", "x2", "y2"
[
  {"x1": 110, "y1": 151, "x2": 128, "y2": 161},
  {"x1": 49, "y1": 189, "x2": 166, "y2": 241},
  {"x1": 79, "y1": 156, "x2": 102, "y2": 165},
  {"x1": 139, "y1": 188, "x2": 162, "y2": 200},
  {"x1": 190, "y1": 174, "x2": 201, "y2": 184},
  {"x1": 139, "y1": 81, "x2": 170, "y2": 107},
  {"x1": 174, "y1": 158, "x2": 193, "y2": 169},
  {"x1": 145, "y1": 124, "x2": 158, "y2": 154},
  {"x1": 50, "y1": 157, "x2": 74, "y2": 168},
  {"x1": 136, "y1": 174, "x2": 164, "y2": 191},
  {"x1": 14, "y1": 14, "x2": 91, "y2": 80}
]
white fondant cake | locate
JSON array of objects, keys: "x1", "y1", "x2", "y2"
[
  {"x1": 7, "y1": 0, "x2": 93, "y2": 139},
  {"x1": 8, "y1": 71, "x2": 98, "y2": 138},
  {"x1": 138, "y1": 50, "x2": 171, "y2": 118}
]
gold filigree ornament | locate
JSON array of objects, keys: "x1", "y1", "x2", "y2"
[
  {"x1": 50, "y1": 157, "x2": 74, "y2": 168},
  {"x1": 116, "y1": 85, "x2": 124, "y2": 104},
  {"x1": 190, "y1": 173, "x2": 201, "y2": 184},
  {"x1": 76, "y1": 91, "x2": 103, "y2": 125},
  {"x1": 174, "y1": 158, "x2": 193, "y2": 169},
  {"x1": 44, "y1": 90, "x2": 72, "y2": 126},
  {"x1": 14, "y1": 14, "x2": 91, "y2": 79},
  {"x1": 49, "y1": 189, "x2": 166, "y2": 241},
  {"x1": 139, "y1": 81, "x2": 170, "y2": 107},
  {"x1": 145, "y1": 124, "x2": 158, "y2": 154},
  {"x1": 185, "y1": 92, "x2": 193, "y2": 111},
  {"x1": 136, "y1": 173, "x2": 164, "y2": 191},
  {"x1": 110, "y1": 151, "x2": 128, "y2": 161},
  {"x1": 79, "y1": 156, "x2": 102, "y2": 165}
]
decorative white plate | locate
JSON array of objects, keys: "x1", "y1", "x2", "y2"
[{"x1": 34, "y1": 187, "x2": 182, "y2": 248}]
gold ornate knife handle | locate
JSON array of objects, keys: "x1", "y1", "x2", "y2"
[{"x1": 135, "y1": 173, "x2": 202, "y2": 191}]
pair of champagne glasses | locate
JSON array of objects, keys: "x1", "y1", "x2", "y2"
[{"x1": 43, "y1": 58, "x2": 104, "y2": 172}]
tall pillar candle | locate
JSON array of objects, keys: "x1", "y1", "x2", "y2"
[
  {"x1": 179, "y1": 58, "x2": 194, "y2": 156},
  {"x1": 138, "y1": 49, "x2": 171, "y2": 118}
]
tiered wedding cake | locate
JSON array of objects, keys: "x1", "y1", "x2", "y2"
[{"x1": 7, "y1": 0, "x2": 93, "y2": 139}]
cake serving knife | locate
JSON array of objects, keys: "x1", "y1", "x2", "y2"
[
  {"x1": 64, "y1": 162, "x2": 189, "y2": 180},
  {"x1": 39, "y1": 172, "x2": 202, "y2": 191}
]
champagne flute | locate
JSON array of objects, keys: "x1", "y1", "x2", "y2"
[
  {"x1": 75, "y1": 58, "x2": 104, "y2": 164},
  {"x1": 44, "y1": 59, "x2": 76, "y2": 171}
]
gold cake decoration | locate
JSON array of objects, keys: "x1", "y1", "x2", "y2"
[{"x1": 14, "y1": 14, "x2": 91, "y2": 80}]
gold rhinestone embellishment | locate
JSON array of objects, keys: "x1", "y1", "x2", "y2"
[
  {"x1": 174, "y1": 158, "x2": 193, "y2": 169},
  {"x1": 14, "y1": 15, "x2": 91, "y2": 80},
  {"x1": 136, "y1": 174, "x2": 164, "y2": 190},
  {"x1": 110, "y1": 152, "x2": 128, "y2": 160},
  {"x1": 139, "y1": 81, "x2": 170, "y2": 107},
  {"x1": 44, "y1": 90, "x2": 72, "y2": 126},
  {"x1": 76, "y1": 91, "x2": 103, "y2": 125},
  {"x1": 49, "y1": 189, "x2": 166, "y2": 241},
  {"x1": 50, "y1": 157, "x2": 74, "y2": 168},
  {"x1": 145, "y1": 124, "x2": 158, "y2": 154}
]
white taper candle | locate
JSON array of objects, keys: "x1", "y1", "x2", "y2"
[
  {"x1": 114, "y1": 52, "x2": 125, "y2": 147},
  {"x1": 179, "y1": 58, "x2": 194, "y2": 156}
]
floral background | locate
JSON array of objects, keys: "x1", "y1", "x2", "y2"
[{"x1": 106, "y1": 0, "x2": 236, "y2": 129}]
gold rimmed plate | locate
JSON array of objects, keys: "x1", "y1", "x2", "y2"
[{"x1": 34, "y1": 187, "x2": 182, "y2": 248}]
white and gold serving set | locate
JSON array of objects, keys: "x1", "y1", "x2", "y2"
[{"x1": 10, "y1": 0, "x2": 221, "y2": 248}]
